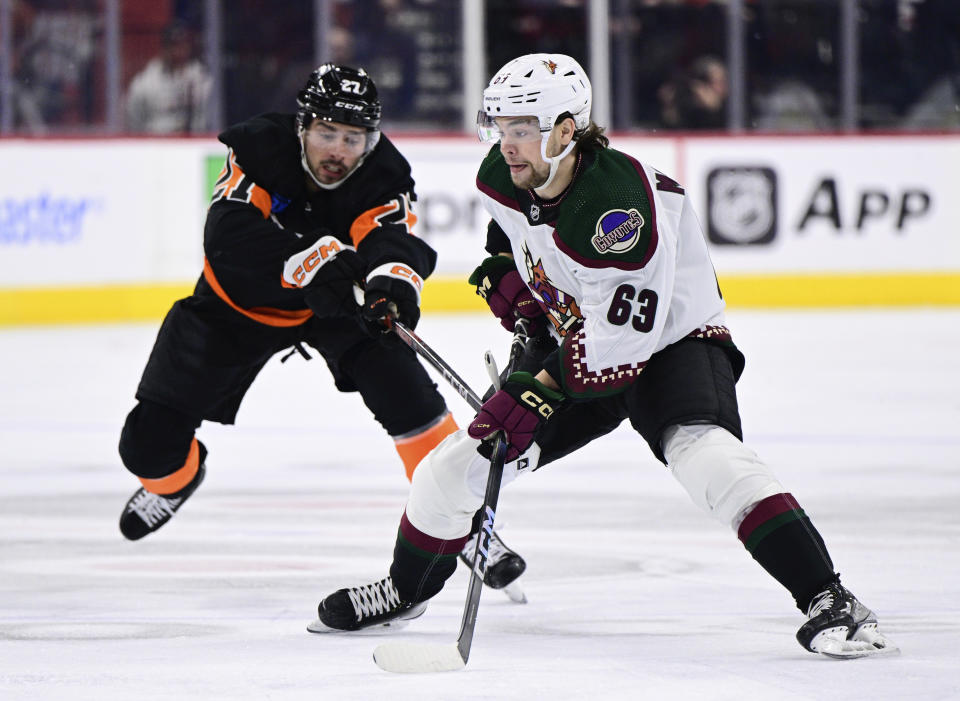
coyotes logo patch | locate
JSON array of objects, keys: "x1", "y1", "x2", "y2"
[
  {"x1": 522, "y1": 244, "x2": 582, "y2": 337},
  {"x1": 592, "y1": 208, "x2": 645, "y2": 254}
]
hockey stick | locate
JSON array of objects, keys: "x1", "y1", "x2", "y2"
[
  {"x1": 393, "y1": 319, "x2": 528, "y2": 606},
  {"x1": 391, "y1": 321, "x2": 483, "y2": 412},
  {"x1": 373, "y1": 319, "x2": 530, "y2": 673}
]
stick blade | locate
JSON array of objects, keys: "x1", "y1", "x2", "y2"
[{"x1": 373, "y1": 641, "x2": 466, "y2": 674}]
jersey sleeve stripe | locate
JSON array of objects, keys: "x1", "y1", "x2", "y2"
[
  {"x1": 477, "y1": 177, "x2": 521, "y2": 212},
  {"x1": 349, "y1": 200, "x2": 400, "y2": 246},
  {"x1": 552, "y1": 225, "x2": 659, "y2": 271}
]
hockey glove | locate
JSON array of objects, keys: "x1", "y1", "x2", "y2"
[
  {"x1": 362, "y1": 262, "x2": 424, "y2": 331},
  {"x1": 469, "y1": 255, "x2": 547, "y2": 335},
  {"x1": 467, "y1": 371, "x2": 565, "y2": 462},
  {"x1": 282, "y1": 234, "x2": 365, "y2": 318}
]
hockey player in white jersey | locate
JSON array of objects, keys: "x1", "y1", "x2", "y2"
[{"x1": 309, "y1": 53, "x2": 897, "y2": 660}]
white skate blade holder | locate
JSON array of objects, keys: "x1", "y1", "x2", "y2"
[
  {"x1": 811, "y1": 625, "x2": 901, "y2": 660},
  {"x1": 306, "y1": 614, "x2": 418, "y2": 636},
  {"x1": 373, "y1": 641, "x2": 465, "y2": 673},
  {"x1": 502, "y1": 580, "x2": 527, "y2": 604}
]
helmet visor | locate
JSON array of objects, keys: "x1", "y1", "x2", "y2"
[
  {"x1": 476, "y1": 111, "x2": 548, "y2": 144},
  {"x1": 302, "y1": 117, "x2": 380, "y2": 156}
]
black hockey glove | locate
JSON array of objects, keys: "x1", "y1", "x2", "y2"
[
  {"x1": 469, "y1": 255, "x2": 547, "y2": 335},
  {"x1": 281, "y1": 234, "x2": 365, "y2": 318},
  {"x1": 362, "y1": 262, "x2": 424, "y2": 332}
]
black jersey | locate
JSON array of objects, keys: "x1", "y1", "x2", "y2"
[{"x1": 197, "y1": 113, "x2": 436, "y2": 325}]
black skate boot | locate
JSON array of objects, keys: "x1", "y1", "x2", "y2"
[
  {"x1": 118, "y1": 443, "x2": 207, "y2": 541},
  {"x1": 307, "y1": 576, "x2": 427, "y2": 633},
  {"x1": 796, "y1": 582, "x2": 898, "y2": 658},
  {"x1": 459, "y1": 528, "x2": 527, "y2": 597}
]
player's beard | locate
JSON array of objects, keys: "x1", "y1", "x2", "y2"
[
  {"x1": 509, "y1": 159, "x2": 550, "y2": 190},
  {"x1": 313, "y1": 158, "x2": 350, "y2": 184}
]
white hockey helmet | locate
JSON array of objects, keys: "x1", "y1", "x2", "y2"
[{"x1": 477, "y1": 53, "x2": 592, "y2": 144}]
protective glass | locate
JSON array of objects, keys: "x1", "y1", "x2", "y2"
[{"x1": 476, "y1": 111, "x2": 548, "y2": 144}]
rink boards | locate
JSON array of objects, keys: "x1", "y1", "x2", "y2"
[{"x1": 1, "y1": 133, "x2": 958, "y2": 325}]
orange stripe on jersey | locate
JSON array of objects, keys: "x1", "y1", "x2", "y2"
[
  {"x1": 248, "y1": 183, "x2": 271, "y2": 218},
  {"x1": 203, "y1": 258, "x2": 313, "y2": 327},
  {"x1": 402, "y1": 207, "x2": 418, "y2": 232},
  {"x1": 400, "y1": 193, "x2": 418, "y2": 232},
  {"x1": 211, "y1": 150, "x2": 272, "y2": 218},
  {"x1": 349, "y1": 201, "x2": 399, "y2": 247},
  {"x1": 350, "y1": 193, "x2": 420, "y2": 246},
  {"x1": 212, "y1": 152, "x2": 243, "y2": 200},
  {"x1": 394, "y1": 412, "x2": 458, "y2": 481},
  {"x1": 139, "y1": 438, "x2": 200, "y2": 495}
]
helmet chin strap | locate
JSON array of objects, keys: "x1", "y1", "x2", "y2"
[{"x1": 533, "y1": 134, "x2": 576, "y2": 196}]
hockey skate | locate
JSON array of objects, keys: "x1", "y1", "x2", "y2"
[
  {"x1": 796, "y1": 582, "x2": 899, "y2": 659},
  {"x1": 459, "y1": 528, "x2": 527, "y2": 603},
  {"x1": 118, "y1": 444, "x2": 207, "y2": 541},
  {"x1": 307, "y1": 576, "x2": 427, "y2": 633}
]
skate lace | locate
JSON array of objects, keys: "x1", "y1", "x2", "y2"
[
  {"x1": 807, "y1": 592, "x2": 834, "y2": 618},
  {"x1": 807, "y1": 585, "x2": 852, "y2": 619},
  {"x1": 486, "y1": 532, "x2": 511, "y2": 564},
  {"x1": 462, "y1": 531, "x2": 513, "y2": 565},
  {"x1": 127, "y1": 490, "x2": 181, "y2": 527},
  {"x1": 346, "y1": 578, "x2": 403, "y2": 621}
]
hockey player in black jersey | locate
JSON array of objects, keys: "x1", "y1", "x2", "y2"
[{"x1": 116, "y1": 64, "x2": 524, "y2": 593}]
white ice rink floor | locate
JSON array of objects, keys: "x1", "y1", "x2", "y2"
[{"x1": 1, "y1": 309, "x2": 958, "y2": 700}]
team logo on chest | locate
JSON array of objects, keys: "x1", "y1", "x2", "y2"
[
  {"x1": 522, "y1": 244, "x2": 582, "y2": 336},
  {"x1": 592, "y1": 208, "x2": 645, "y2": 254}
]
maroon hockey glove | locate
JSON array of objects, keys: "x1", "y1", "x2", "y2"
[
  {"x1": 467, "y1": 371, "x2": 564, "y2": 462},
  {"x1": 469, "y1": 256, "x2": 546, "y2": 334},
  {"x1": 362, "y1": 262, "x2": 424, "y2": 331}
]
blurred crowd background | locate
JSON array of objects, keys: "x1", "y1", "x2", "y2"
[{"x1": 1, "y1": 0, "x2": 958, "y2": 136}]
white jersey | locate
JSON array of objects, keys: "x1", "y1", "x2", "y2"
[
  {"x1": 476, "y1": 145, "x2": 731, "y2": 398},
  {"x1": 125, "y1": 57, "x2": 212, "y2": 134}
]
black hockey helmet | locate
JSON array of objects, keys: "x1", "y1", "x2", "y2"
[{"x1": 296, "y1": 64, "x2": 382, "y2": 133}]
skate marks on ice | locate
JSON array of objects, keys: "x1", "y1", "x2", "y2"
[
  {"x1": 0, "y1": 313, "x2": 958, "y2": 698},
  {"x1": 0, "y1": 621, "x2": 224, "y2": 642}
]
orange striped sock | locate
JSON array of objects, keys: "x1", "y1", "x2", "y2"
[
  {"x1": 394, "y1": 413, "x2": 458, "y2": 481},
  {"x1": 138, "y1": 437, "x2": 201, "y2": 495}
]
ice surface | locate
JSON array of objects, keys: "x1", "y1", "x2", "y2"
[{"x1": 1, "y1": 310, "x2": 958, "y2": 700}]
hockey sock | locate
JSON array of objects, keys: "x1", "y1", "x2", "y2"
[
  {"x1": 137, "y1": 437, "x2": 204, "y2": 496},
  {"x1": 119, "y1": 400, "x2": 201, "y2": 481},
  {"x1": 737, "y1": 493, "x2": 838, "y2": 612},
  {"x1": 389, "y1": 511, "x2": 469, "y2": 603},
  {"x1": 394, "y1": 412, "x2": 458, "y2": 481}
]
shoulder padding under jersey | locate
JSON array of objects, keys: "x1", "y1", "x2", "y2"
[
  {"x1": 217, "y1": 113, "x2": 304, "y2": 202},
  {"x1": 553, "y1": 148, "x2": 658, "y2": 271}
]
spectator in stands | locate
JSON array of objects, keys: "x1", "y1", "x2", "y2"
[
  {"x1": 658, "y1": 55, "x2": 728, "y2": 130},
  {"x1": 125, "y1": 22, "x2": 212, "y2": 134},
  {"x1": 900, "y1": 0, "x2": 960, "y2": 129},
  {"x1": 12, "y1": 0, "x2": 99, "y2": 133},
  {"x1": 752, "y1": 80, "x2": 831, "y2": 131}
]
